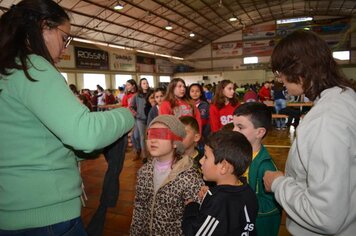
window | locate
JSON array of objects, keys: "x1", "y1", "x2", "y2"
[
  {"x1": 333, "y1": 51, "x2": 350, "y2": 61},
  {"x1": 115, "y1": 74, "x2": 133, "y2": 88},
  {"x1": 243, "y1": 56, "x2": 258, "y2": 64},
  {"x1": 83, "y1": 74, "x2": 106, "y2": 90},
  {"x1": 159, "y1": 76, "x2": 171, "y2": 83},
  {"x1": 139, "y1": 75, "x2": 154, "y2": 88},
  {"x1": 61, "y1": 73, "x2": 68, "y2": 81}
]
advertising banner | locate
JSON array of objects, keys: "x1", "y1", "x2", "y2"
[
  {"x1": 212, "y1": 41, "x2": 243, "y2": 57},
  {"x1": 75, "y1": 47, "x2": 109, "y2": 70},
  {"x1": 110, "y1": 52, "x2": 135, "y2": 71},
  {"x1": 243, "y1": 23, "x2": 276, "y2": 40}
]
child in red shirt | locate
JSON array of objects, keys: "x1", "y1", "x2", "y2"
[{"x1": 209, "y1": 80, "x2": 240, "y2": 132}]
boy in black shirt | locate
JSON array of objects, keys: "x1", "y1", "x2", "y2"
[{"x1": 182, "y1": 130, "x2": 258, "y2": 236}]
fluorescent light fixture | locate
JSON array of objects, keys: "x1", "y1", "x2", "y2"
[
  {"x1": 137, "y1": 49, "x2": 155, "y2": 55},
  {"x1": 229, "y1": 17, "x2": 238, "y2": 22},
  {"x1": 189, "y1": 32, "x2": 195, "y2": 37},
  {"x1": 155, "y1": 53, "x2": 171, "y2": 58},
  {"x1": 333, "y1": 51, "x2": 350, "y2": 60},
  {"x1": 165, "y1": 23, "x2": 173, "y2": 30},
  {"x1": 172, "y1": 56, "x2": 183, "y2": 60},
  {"x1": 108, "y1": 44, "x2": 127, "y2": 50},
  {"x1": 243, "y1": 56, "x2": 258, "y2": 64},
  {"x1": 277, "y1": 17, "x2": 313, "y2": 24},
  {"x1": 114, "y1": 1, "x2": 124, "y2": 10},
  {"x1": 73, "y1": 38, "x2": 107, "y2": 47}
]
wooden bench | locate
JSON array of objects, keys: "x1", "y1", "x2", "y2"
[{"x1": 272, "y1": 114, "x2": 288, "y2": 119}]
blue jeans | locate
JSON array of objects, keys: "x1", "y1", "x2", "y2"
[
  {"x1": 0, "y1": 217, "x2": 86, "y2": 236},
  {"x1": 132, "y1": 119, "x2": 147, "y2": 158},
  {"x1": 274, "y1": 99, "x2": 287, "y2": 128}
]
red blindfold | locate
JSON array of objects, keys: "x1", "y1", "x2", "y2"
[{"x1": 147, "y1": 128, "x2": 183, "y2": 141}]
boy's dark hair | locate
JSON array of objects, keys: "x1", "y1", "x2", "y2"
[
  {"x1": 221, "y1": 122, "x2": 234, "y2": 131},
  {"x1": 206, "y1": 130, "x2": 252, "y2": 178},
  {"x1": 233, "y1": 102, "x2": 271, "y2": 137},
  {"x1": 179, "y1": 116, "x2": 199, "y2": 134}
]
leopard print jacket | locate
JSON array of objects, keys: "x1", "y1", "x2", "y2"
[{"x1": 130, "y1": 155, "x2": 204, "y2": 236}]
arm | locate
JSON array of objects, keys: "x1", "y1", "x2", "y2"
[
  {"x1": 182, "y1": 202, "x2": 202, "y2": 236},
  {"x1": 21, "y1": 57, "x2": 134, "y2": 152},
  {"x1": 159, "y1": 100, "x2": 172, "y2": 115},
  {"x1": 194, "y1": 106, "x2": 203, "y2": 135},
  {"x1": 270, "y1": 116, "x2": 352, "y2": 234},
  {"x1": 256, "y1": 160, "x2": 281, "y2": 216},
  {"x1": 121, "y1": 94, "x2": 128, "y2": 107},
  {"x1": 198, "y1": 101, "x2": 210, "y2": 120},
  {"x1": 147, "y1": 106, "x2": 157, "y2": 125},
  {"x1": 209, "y1": 104, "x2": 221, "y2": 132}
]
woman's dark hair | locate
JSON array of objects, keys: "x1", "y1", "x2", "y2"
[
  {"x1": 271, "y1": 30, "x2": 354, "y2": 101},
  {"x1": 138, "y1": 78, "x2": 150, "y2": 95},
  {"x1": 125, "y1": 79, "x2": 138, "y2": 94},
  {"x1": 0, "y1": 0, "x2": 70, "y2": 81},
  {"x1": 206, "y1": 130, "x2": 252, "y2": 178},
  {"x1": 153, "y1": 87, "x2": 166, "y2": 96},
  {"x1": 69, "y1": 84, "x2": 79, "y2": 95},
  {"x1": 188, "y1": 83, "x2": 207, "y2": 102},
  {"x1": 164, "y1": 78, "x2": 194, "y2": 112},
  {"x1": 96, "y1": 84, "x2": 104, "y2": 92},
  {"x1": 212, "y1": 80, "x2": 239, "y2": 109}
]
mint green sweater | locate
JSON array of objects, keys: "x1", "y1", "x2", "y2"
[{"x1": 0, "y1": 55, "x2": 134, "y2": 230}]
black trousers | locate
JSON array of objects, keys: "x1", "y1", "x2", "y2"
[{"x1": 86, "y1": 134, "x2": 128, "y2": 236}]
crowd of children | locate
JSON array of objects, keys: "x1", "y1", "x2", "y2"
[{"x1": 67, "y1": 70, "x2": 338, "y2": 236}]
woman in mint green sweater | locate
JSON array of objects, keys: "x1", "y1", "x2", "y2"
[{"x1": 0, "y1": 1, "x2": 134, "y2": 235}]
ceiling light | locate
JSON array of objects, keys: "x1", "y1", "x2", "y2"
[
  {"x1": 114, "y1": 1, "x2": 124, "y2": 10},
  {"x1": 165, "y1": 23, "x2": 173, "y2": 30},
  {"x1": 189, "y1": 32, "x2": 195, "y2": 37},
  {"x1": 229, "y1": 17, "x2": 238, "y2": 22}
]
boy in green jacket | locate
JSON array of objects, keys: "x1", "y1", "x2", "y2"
[{"x1": 233, "y1": 102, "x2": 281, "y2": 236}]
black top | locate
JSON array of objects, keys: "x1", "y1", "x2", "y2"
[{"x1": 182, "y1": 183, "x2": 258, "y2": 236}]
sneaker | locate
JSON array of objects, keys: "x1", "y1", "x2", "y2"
[{"x1": 276, "y1": 127, "x2": 281, "y2": 130}]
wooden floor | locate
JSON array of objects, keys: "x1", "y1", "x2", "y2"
[{"x1": 80, "y1": 127, "x2": 293, "y2": 236}]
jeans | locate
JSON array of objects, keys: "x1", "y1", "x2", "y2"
[
  {"x1": 86, "y1": 134, "x2": 128, "y2": 236},
  {"x1": 274, "y1": 99, "x2": 287, "y2": 128},
  {"x1": 0, "y1": 217, "x2": 86, "y2": 236},
  {"x1": 132, "y1": 119, "x2": 147, "y2": 158}
]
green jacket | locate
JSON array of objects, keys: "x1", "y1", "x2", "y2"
[
  {"x1": 0, "y1": 55, "x2": 134, "y2": 230},
  {"x1": 248, "y1": 145, "x2": 281, "y2": 236}
]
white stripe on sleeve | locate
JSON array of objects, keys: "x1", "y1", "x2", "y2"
[
  {"x1": 244, "y1": 205, "x2": 250, "y2": 223},
  {"x1": 196, "y1": 215, "x2": 219, "y2": 236},
  {"x1": 207, "y1": 219, "x2": 219, "y2": 236}
]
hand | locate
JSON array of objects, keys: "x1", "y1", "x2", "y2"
[
  {"x1": 185, "y1": 199, "x2": 193, "y2": 205},
  {"x1": 263, "y1": 171, "x2": 284, "y2": 192},
  {"x1": 198, "y1": 186, "x2": 209, "y2": 201}
]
